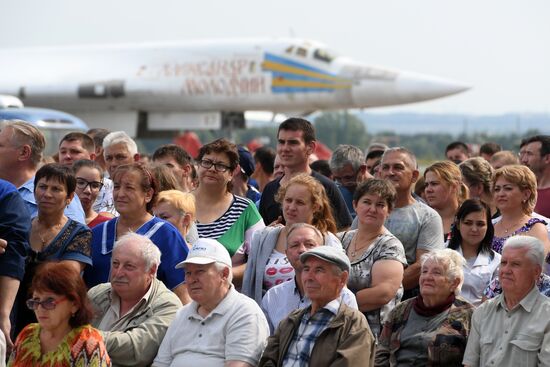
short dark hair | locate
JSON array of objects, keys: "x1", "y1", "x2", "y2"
[
  {"x1": 152, "y1": 144, "x2": 192, "y2": 167},
  {"x1": 59, "y1": 132, "x2": 95, "y2": 153},
  {"x1": 86, "y1": 128, "x2": 110, "y2": 149},
  {"x1": 366, "y1": 149, "x2": 385, "y2": 161},
  {"x1": 479, "y1": 142, "x2": 501, "y2": 156},
  {"x1": 254, "y1": 146, "x2": 276, "y2": 175},
  {"x1": 277, "y1": 117, "x2": 316, "y2": 144},
  {"x1": 34, "y1": 163, "x2": 76, "y2": 196},
  {"x1": 310, "y1": 160, "x2": 332, "y2": 178},
  {"x1": 31, "y1": 262, "x2": 93, "y2": 328},
  {"x1": 445, "y1": 141, "x2": 469, "y2": 155},
  {"x1": 353, "y1": 178, "x2": 397, "y2": 212},
  {"x1": 524, "y1": 135, "x2": 550, "y2": 157},
  {"x1": 448, "y1": 199, "x2": 494, "y2": 257},
  {"x1": 197, "y1": 139, "x2": 239, "y2": 171}
]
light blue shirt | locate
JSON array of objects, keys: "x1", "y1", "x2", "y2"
[{"x1": 19, "y1": 177, "x2": 86, "y2": 225}]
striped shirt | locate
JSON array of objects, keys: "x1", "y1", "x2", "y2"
[
  {"x1": 281, "y1": 299, "x2": 340, "y2": 367},
  {"x1": 196, "y1": 195, "x2": 265, "y2": 256}
]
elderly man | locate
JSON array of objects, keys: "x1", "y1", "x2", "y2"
[
  {"x1": 260, "y1": 246, "x2": 375, "y2": 366},
  {"x1": 0, "y1": 120, "x2": 85, "y2": 223},
  {"x1": 261, "y1": 223, "x2": 358, "y2": 333},
  {"x1": 376, "y1": 147, "x2": 443, "y2": 299},
  {"x1": 103, "y1": 131, "x2": 140, "y2": 177},
  {"x1": 88, "y1": 233, "x2": 182, "y2": 367},
  {"x1": 463, "y1": 236, "x2": 550, "y2": 367},
  {"x1": 153, "y1": 238, "x2": 269, "y2": 367}
]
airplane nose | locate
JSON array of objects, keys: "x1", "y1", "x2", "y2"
[
  {"x1": 395, "y1": 71, "x2": 471, "y2": 101},
  {"x1": 349, "y1": 68, "x2": 470, "y2": 107}
]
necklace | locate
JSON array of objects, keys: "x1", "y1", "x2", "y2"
[
  {"x1": 349, "y1": 231, "x2": 383, "y2": 258},
  {"x1": 500, "y1": 217, "x2": 527, "y2": 234},
  {"x1": 34, "y1": 219, "x2": 63, "y2": 247}
]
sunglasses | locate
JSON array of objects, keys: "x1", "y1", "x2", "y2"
[{"x1": 26, "y1": 297, "x2": 67, "y2": 310}]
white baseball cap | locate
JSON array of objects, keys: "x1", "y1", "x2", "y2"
[{"x1": 175, "y1": 238, "x2": 232, "y2": 269}]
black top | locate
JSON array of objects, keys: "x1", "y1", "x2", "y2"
[{"x1": 259, "y1": 170, "x2": 352, "y2": 230}]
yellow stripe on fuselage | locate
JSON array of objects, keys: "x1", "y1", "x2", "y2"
[{"x1": 261, "y1": 60, "x2": 349, "y2": 83}]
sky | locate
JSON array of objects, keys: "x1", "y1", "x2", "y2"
[{"x1": 1, "y1": 0, "x2": 548, "y2": 116}]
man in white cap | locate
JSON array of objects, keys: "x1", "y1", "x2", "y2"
[
  {"x1": 153, "y1": 238, "x2": 269, "y2": 367},
  {"x1": 260, "y1": 245, "x2": 375, "y2": 367}
]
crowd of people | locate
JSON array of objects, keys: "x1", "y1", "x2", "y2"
[{"x1": 0, "y1": 116, "x2": 550, "y2": 367}]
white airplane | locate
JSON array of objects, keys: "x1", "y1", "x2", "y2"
[{"x1": 0, "y1": 38, "x2": 469, "y2": 136}]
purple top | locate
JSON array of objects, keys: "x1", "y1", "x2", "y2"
[{"x1": 491, "y1": 217, "x2": 547, "y2": 254}]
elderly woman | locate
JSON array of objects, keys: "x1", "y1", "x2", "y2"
[
  {"x1": 84, "y1": 163, "x2": 189, "y2": 303},
  {"x1": 338, "y1": 179, "x2": 406, "y2": 338},
  {"x1": 193, "y1": 138, "x2": 265, "y2": 284},
  {"x1": 73, "y1": 159, "x2": 113, "y2": 228},
  {"x1": 15, "y1": 163, "x2": 92, "y2": 336},
  {"x1": 375, "y1": 249, "x2": 474, "y2": 367},
  {"x1": 9, "y1": 262, "x2": 111, "y2": 366},
  {"x1": 154, "y1": 190, "x2": 199, "y2": 246},
  {"x1": 424, "y1": 161, "x2": 469, "y2": 240},
  {"x1": 242, "y1": 173, "x2": 339, "y2": 303},
  {"x1": 491, "y1": 165, "x2": 550, "y2": 259},
  {"x1": 447, "y1": 199, "x2": 500, "y2": 305}
]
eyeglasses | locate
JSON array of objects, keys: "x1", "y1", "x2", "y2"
[
  {"x1": 198, "y1": 159, "x2": 231, "y2": 172},
  {"x1": 76, "y1": 177, "x2": 104, "y2": 192},
  {"x1": 26, "y1": 297, "x2": 67, "y2": 310}
]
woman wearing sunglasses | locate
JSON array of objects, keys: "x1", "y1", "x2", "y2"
[
  {"x1": 73, "y1": 160, "x2": 113, "y2": 228},
  {"x1": 8, "y1": 262, "x2": 111, "y2": 366},
  {"x1": 14, "y1": 163, "x2": 92, "y2": 337},
  {"x1": 193, "y1": 139, "x2": 265, "y2": 286}
]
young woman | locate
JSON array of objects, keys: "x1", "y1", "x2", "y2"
[
  {"x1": 424, "y1": 161, "x2": 469, "y2": 240},
  {"x1": 447, "y1": 199, "x2": 500, "y2": 305},
  {"x1": 73, "y1": 159, "x2": 113, "y2": 228}
]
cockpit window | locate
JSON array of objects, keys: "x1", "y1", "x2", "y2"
[
  {"x1": 313, "y1": 49, "x2": 334, "y2": 63},
  {"x1": 285, "y1": 46, "x2": 294, "y2": 54},
  {"x1": 296, "y1": 47, "x2": 308, "y2": 57}
]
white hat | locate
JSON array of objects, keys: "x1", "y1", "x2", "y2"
[{"x1": 175, "y1": 238, "x2": 231, "y2": 269}]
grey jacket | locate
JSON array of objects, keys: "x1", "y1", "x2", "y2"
[
  {"x1": 259, "y1": 303, "x2": 375, "y2": 367},
  {"x1": 88, "y1": 278, "x2": 182, "y2": 367},
  {"x1": 242, "y1": 226, "x2": 283, "y2": 304}
]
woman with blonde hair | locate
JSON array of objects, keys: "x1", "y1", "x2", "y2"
[
  {"x1": 491, "y1": 165, "x2": 550, "y2": 258},
  {"x1": 424, "y1": 161, "x2": 469, "y2": 240},
  {"x1": 154, "y1": 190, "x2": 198, "y2": 246},
  {"x1": 242, "y1": 173, "x2": 339, "y2": 303},
  {"x1": 459, "y1": 157, "x2": 497, "y2": 217}
]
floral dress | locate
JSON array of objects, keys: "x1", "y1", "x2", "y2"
[
  {"x1": 8, "y1": 323, "x2": 111, "y2": 367},
  {"x1": 491, "y1": 217, "x2": 546, "y2": 254}
]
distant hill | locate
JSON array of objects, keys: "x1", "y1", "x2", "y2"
[{"x1": 357, "y1": 112, "x2": 550, "y2": 135}]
